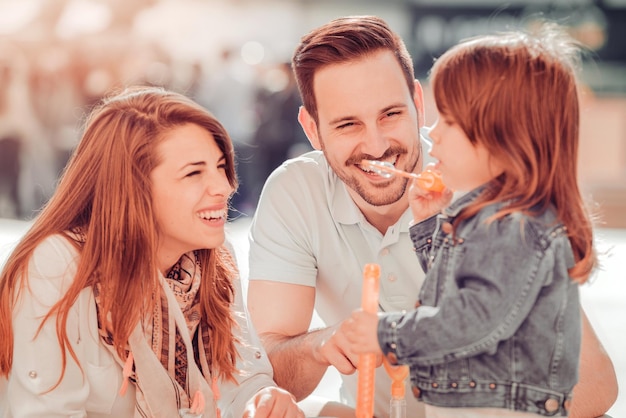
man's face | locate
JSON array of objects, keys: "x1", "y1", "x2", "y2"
[{"x1": 311, "y1": 49, "x2": 423, "y2": 207}]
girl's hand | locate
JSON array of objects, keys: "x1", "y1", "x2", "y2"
[
  {"x1": 408, "y1": 165, "x2": 453, "y2": 222},
  {"x1": 243, "y1": 387, "x2": 304, "y2": 418},
  {"x1": 340, "y1": 309, "x2": 383, "y2": 356}
]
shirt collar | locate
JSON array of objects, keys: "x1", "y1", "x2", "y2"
[{"x1": 331, "y1": 171, "x2": 364, "y2": 225}]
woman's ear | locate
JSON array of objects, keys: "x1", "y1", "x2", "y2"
[{"x1": 298, "y1": 106, "x2": 322, "y2": 150}]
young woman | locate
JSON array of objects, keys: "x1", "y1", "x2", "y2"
[
  {"x1": 0, "y1": 86, "x2": 303, "y2": 418},
  {"x1": 343, "y1": 23, "x2": 598, "y2": 417}
]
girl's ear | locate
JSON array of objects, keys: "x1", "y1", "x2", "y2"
[{"x1": 298, "y1": 106, "x2": 322, "y2": 150}]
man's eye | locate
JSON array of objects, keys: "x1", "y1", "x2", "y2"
[
  {"x1": 386, "y1": 110, "x2": 401, "y2": 117},
  {"x1": 337, "y1": 122, "x2": 354, "y2": 129}
]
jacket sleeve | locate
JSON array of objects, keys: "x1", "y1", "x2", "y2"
[
  {"x1": 380, "y1": 218, "x2": 572, "y2": 366},
  {"x1": 409, "y1": 215, "x2": 438, "y2": 273},
  {"x1": 7, "y1": 235, "x2": 90, "y2": 417},
  {"x1": 218, "y1": 245, "x2": 276, "y2": 418}
]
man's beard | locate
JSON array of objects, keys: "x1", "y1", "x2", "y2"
[
  {"x1": 347, "y1": 174, "x2": 409, "y2": 206},
  {"x1": 322, "y1": 144, "x2": 420, "y2": 207}
]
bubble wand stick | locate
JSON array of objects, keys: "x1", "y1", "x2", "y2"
[
  {"x1": 356, "y1": 263, "x2": 380, "y2": 418},
  {"x1": 361, "y1": 160, "x2": 445, "y2": 192},
  {"x1": 356, "y1": 263, "x2": 410, "y2": 418}
]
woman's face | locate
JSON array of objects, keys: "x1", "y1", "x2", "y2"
[{"x1": 150, "y1": 123, "x2": 233, "y2": 273}]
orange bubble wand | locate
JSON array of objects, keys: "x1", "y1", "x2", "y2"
[
  {"x1": 356, "y1": 263, "x2": 380, "y2": 418},
  {"x1": 361, "y1": 160, "x2": 445, "y2": 192},
  {"x1": 383, "y1": 358, "x2": 409, "y2": 418}
]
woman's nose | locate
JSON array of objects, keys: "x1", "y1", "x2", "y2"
[{"x1": 207, "y1": 172, "x2": 234, "y2": 197}]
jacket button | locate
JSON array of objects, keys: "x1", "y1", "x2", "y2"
[
  {"x1": 489, "y1": 383, "x2": 496, "y2": 389},
  {"x1": 544, "y1": 398, "x2": 559, "y2": 413},
  {"x1": 411, "y1": 386, "x2": 421, "y2": 397},
  {"x1": 386, "y1": 352, "x2": 398, "y2": 365},
  {"x1": 431, "y1": 382, "x2": 439, "y2": 388},
  {"x1": 563, "y1": 399, "x2": 571, "y2": 412},
  {"x1": 450, "y1": 382, "x2": 458, "y2": 388},
  {"x1": 469, "y1": 381, "x2": 476, "y2": 388}
]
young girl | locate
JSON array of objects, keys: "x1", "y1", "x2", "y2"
[
  {"x1": 0, "y1": 87, "x2": 303, "y2": 418},
  {"x1": 342, "y1": 23, "x2": 596, "y2": 417}
]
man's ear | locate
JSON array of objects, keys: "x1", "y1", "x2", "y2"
[
  {"x1": 298, "y1": 106, "x2": 322, "y2": 150},
  {"x1": 413, "y1": 79, "x2": 425, "y2": 127}
]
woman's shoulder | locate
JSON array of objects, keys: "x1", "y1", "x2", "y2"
[{"x1": 29, "y1": 233, "x2": 80, "y2": 282}]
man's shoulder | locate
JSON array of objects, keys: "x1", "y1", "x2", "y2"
[
  {"x1": 276, "y1": 150, "x2": 327, "y2": 173},
  {"x1": 264, "y1": 150, "x2": 330, "y2": 191}
]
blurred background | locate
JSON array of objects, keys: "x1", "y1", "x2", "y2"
[
  {"x1": 0, "y1": 0, "x2": 625, "y2": 225},
  {"x1": 0, "y1": 0, "x2": 624, "y2": 415}
]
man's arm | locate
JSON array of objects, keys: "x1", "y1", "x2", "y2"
[
  {"x1": 569, "y1": 307, "x2": 618, "y2": 418},
  {"x1": 247, "y1": 280, "x2": 360, "y2": 401}
]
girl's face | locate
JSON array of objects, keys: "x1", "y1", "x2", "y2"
[
  {"x1": 150, "y1": 123, "x2": 233, "y2": 273},
  {"x1": 428, "y1": 115, "x2": 503, "y2": 192}
]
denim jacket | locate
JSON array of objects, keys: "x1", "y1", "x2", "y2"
[{"x1": 377, "y1": 186, "x2": 580, "y2": 416}]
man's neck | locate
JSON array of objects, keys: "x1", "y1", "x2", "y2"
[{"x1": 350, "y1": 191, "x2": 409, "y2": 234}]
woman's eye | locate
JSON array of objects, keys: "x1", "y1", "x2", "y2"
[{"x1": 186, "y1": 170, "x2": 201, "y2": 177}]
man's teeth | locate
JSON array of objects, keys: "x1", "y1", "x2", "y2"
[
  {"x1": 197, "y1": 210, "x2": 226, "y2": 220},
  {"x1": 360, "y1": 158, "x2": 397, "y2": 173}
]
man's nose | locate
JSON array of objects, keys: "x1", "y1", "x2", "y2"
[{"x1": 361, "y1": 127, "x2": 390, "y2": 157}]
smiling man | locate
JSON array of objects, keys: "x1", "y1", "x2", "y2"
[{"x1": 246, "y1": 15, "x2": 618, "y2": 418}]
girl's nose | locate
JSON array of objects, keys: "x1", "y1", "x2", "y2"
[{"x1": 427, "y1": 122, "x2": 441, "y2": 144}]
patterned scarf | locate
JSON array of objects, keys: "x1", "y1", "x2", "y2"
[{"x1": 94, "y1": 251, "x2": 218, "y2": 418}]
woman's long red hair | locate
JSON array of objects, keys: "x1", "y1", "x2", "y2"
[
  {"x1": 0, "y1": 86, "x2": 240, "y2": 384},
  {"x1": 430, "y1": 23, "x2": 596, "y2": 283}
]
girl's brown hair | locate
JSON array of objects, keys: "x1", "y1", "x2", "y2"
[
  {"x1": 430, "y1": 23, "x2": 595, "y2": 282},
  {"x1": 0, "y1": 86, "x2": 240, "y2": 383}
]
